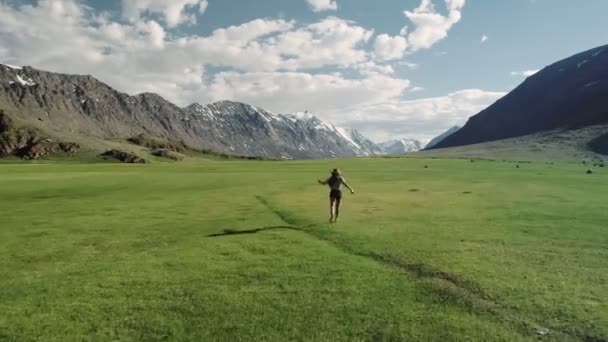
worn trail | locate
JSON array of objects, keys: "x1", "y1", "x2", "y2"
[{"x1": 216, "y1": 195, "x2": 606, "y2": 342}]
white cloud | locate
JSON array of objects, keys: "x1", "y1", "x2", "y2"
[
  {"x1": 374, "y1": 34, "x2": 408, "y2": 61},
  {"x1": 398, "y1": 61, "x2": 419, "y2": 69},
  {"x1": 199, "y1": 0, "x2": 208, "y2": 14},
  {"x1": 307, "y1": 0, "x2": 338, "y2": 12},
  {"x1": 404, "y1": 0, "x2": 466, "y2": 51},
  {"x1": 343, "y1": 89, "x2": 505, "y2": 142},
  {"x1": 269, "y1": 17, "x2": 374, "y2": 70},
  {"x1": 0, "y1": 0, "x2": 486, "y2": 142},
  {"x1": 510, "y1": 69, "x2": 539, "y2": 77},
  {"x1": 137, "y1": 20, "x2": 166, "y2": 49},
  {"x1": 409, "y1": 86, "x2": 425, "y2": 92},
  {"x1": 481, "y1": 34, "x2": 488, "y2": 43},
  {"x1": 371, "y1": 0, "x2": 466, "y2": 58},
  {"x1": 206, "y1": 71, "x2": 409, "y2": 114},
  {"x1": 355, "y1": 62, "x2": 395, "y2": 76},
  {"x1": 122, "y1": 0, "x2": 208, "y2": 28}
]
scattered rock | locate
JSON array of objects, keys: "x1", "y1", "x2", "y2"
[
  {"x1": 424, "y1": 165, "x2": 429, "y2": 168},
  {"x1": 99, "y1": 150, "x2": 146, "y2": 164},
  {"x1": 151, "y1": 148, "x2": 184, "y2": 161},
  {"x1": 536, "y1": 327, "x2": 550, "y2": 336},
  {"x1": 586, "y1": 169, "x2": 594, "y2": 174},
  {"x1": 516, "y1": 165, "x2": 520, "y2": 168},
  {"x1": 18, "y1": 141, "x2": 79, "y2": 160}
]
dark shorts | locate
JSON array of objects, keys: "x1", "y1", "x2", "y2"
[{"x1": 330, "y1": 189, "x2": 342, "y2": 200}]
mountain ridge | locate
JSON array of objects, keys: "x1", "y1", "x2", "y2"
[
  {"x1": 425, "y1": 126, "x2": 460, "y2": 149},
  {"x1": 378, "y1": 138, "x2": 423, "y2": 155},
  {"x1": 0, "y1": 63, "x2": 380, "y2": 159},
  {"x1": 432, "y1": 44, "x2": 608, "y2": 149}
]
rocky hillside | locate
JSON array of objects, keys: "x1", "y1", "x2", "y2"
[
  {"x1": 378, "y1": 139, "x2": 423, "y2": 155},
  {"x1": 0, "y1": 109, "x2": 79, "y2": 159},
  {"x1": 0, "y1": 63, "x2": 379, "y2": 159},
  {"x1": 432, "y1": 44, "x2": 608, "y2": 149}
]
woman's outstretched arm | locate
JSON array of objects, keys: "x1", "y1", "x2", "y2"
[
  {"x1": 342, "y1": 179, "x2": 355, "y2": 194},
  {"x1": 318, "y1": 179, "x2": 327, "y2": 185}
]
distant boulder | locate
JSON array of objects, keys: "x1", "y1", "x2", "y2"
[
  {"x1": 18, "y1": 141, "x2": 79, "y2": 160},
  {"x1": 99, "y1": 150, "x2": 146, "y2": 163},
  {"x1": 151, "y1": 148, "x2": 184, "y2": 161}
]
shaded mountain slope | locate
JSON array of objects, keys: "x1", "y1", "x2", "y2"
[
  {"x1": 433, "y1": 45, "x2": 608, "y2": 149},
  {"x1": 425, "y1": 126, "x2": 460, "y2": 149}
]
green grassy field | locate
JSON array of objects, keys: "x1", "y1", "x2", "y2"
[{"x1": 1, "y1": 158, "x2": 607, "y2": 341}]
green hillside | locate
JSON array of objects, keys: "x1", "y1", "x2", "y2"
[{"x1": 414, "y1": 124, "x2": 608, "y2": 164}]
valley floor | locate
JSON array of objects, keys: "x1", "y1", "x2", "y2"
[
  {"x1": 414, "y1": 124, "x2": 608, "y2": 163},
  {"x1": 0, "y1": 158, "x2": 607, "y2": 341}
]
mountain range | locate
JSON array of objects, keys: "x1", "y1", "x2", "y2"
[
  {"x1": 3, "y1": 44, "x2": 605, "y2": 162},
  {"x1": 378, "y1": 139, "x2": 423, "y2": 155},
  {"x1": 1, "y1": 63, "x2": 417, "y2": 160}
]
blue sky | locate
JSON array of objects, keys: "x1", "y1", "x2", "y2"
[{"x1": 1, "y1": 0, "x2": 607, "y2": 142}]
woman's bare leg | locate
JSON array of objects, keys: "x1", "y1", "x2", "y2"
[
  {"x1": 329, "y1": 198, "x2": 336, "y2": 223},
  {"x1": 334, "y1": 198, "x2": 341, "y2": 223}
]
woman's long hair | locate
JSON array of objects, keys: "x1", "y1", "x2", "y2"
[{"x1": 328, "y1": 169, "x2": 342, "y2": 187}]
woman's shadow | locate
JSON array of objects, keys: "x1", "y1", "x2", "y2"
[{"x1": 206, "y1": 224, "x2": 318, "y2": 238}]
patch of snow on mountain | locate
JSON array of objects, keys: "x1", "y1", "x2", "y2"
[
  {"x1": 592, "y1": 49, "x2": 604, "y2": 57},
  {"x1": 289, "y1": 112, "x2": 315, "y2": 121},
  {"x1": 335, "y1": 127, "x2": 360, "y2": 149},
  {"x1": 16, "y1": 74, "x2": 36, "y2": 86},
  {"x1": 577, "y1": 60, "x2": 588, "y2": 68},
  {"x1": 585, "y1": 80, "x2": 600, "y2": 87},
  {"x1": 316, "y1": 121, "x2": 336, "y2": 132},
  {"x1": 1, "y1": 62, "x2": 22, "y2": 70},
  {"x1": 379, "y1": 139, "x2": 423, "y2": 155}
]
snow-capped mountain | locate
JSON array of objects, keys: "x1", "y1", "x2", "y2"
[
  {"x1": 340, "y1": 128, "x2": 384, "y2": 156},
  {"x1": 0, "y1": 63, "x2": 381, "y2": 159},
  {"x1": 378, "y1": 139, "x2": 423, "y2": 155},
  {"x1": 182, "y1": 102, "x2": 381, "y2": 158}
]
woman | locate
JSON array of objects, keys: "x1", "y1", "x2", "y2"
[{"x1": 318, "y1": 169, "x2": 355, "y2": 223}]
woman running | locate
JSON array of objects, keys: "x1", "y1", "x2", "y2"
[{"x1": 318, "y1": 168, "x2": 355, "y2": 223}]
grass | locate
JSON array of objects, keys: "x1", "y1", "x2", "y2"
[{"x1": 0, "y1": 158, "x2": 607, "y2": 341}]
